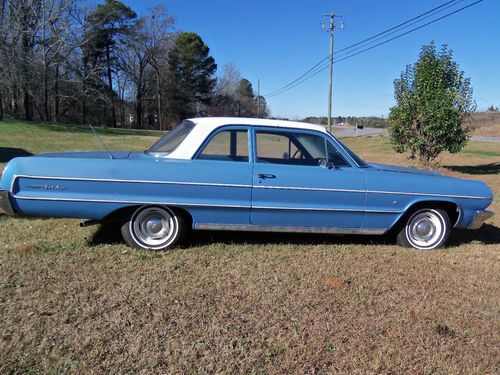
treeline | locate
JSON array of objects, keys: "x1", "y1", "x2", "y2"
[
  {"x1": 0, "y1": 0, "x2": 268, "y2": 129},
  {"x1": 302, "y1": 116, "x2": 388, "y2": 128}
]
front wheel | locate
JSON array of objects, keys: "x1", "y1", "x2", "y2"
[
  {"x1": 121, "y1": 206, "x2": 187, "y2": 250},
  {"x1": 397, "y1": 208, "x2": 450, "y2": 250}
]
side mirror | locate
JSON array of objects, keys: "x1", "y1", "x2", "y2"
[{"x1": 319, "y1": 159, "x2": 338, "y2": 170}]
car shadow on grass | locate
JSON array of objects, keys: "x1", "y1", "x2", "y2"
[
  {"x1": 448, "y1": 224, "x2": 500, "y2": 246},
  {"x1": 444, "y1": 163, "x2": 500, "y2": 175},
  {"x1": 88, "y1": 222, "x2": 124, "y2": 245},
  {"x1": 89, "y1": 222, "x2": 500, "y2": 250},
  {"x1": 182, "y1": 231, "x2": 396, "y2": 248},
  {"x1": 88, "y1": 222, "x2": 395, "y2": 248},
  {"x1": 0, "y1": 147, "x2": 33, "y2": 163}
]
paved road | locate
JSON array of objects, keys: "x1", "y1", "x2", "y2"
[
  {"x1": 470, "y1": 135, "x2": 500, "y2": 143},
  {"x1": 332, "y1": 127, "x2": 500, "y2": 143},
  {"x1": 332, "y1": 127, "x2": 385, "y2": 138}
]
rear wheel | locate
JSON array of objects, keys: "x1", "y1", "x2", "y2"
[
  {"x1": 121, "y1": 206, "x2": 187, "y2": 250},
  {"x1": 397, "y1": 208, "x2": 450, "y2": 250}
]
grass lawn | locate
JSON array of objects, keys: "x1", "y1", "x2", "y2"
[{"x1": 0, "y1": 120, "x2": 499, "y2": 374}]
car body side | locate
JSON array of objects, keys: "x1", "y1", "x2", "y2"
[{"x1": 0, "y1": 122, "x2": 493, "y2": 235}]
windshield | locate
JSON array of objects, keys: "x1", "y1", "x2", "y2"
[
  {"x1": 328, "y1": 132, "x2": 368, "y2": 167},
  {"x1": 147, "y1": 120, "x2": 195, "y2": 154}
]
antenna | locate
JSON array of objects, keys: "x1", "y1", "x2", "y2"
[{"x1": 89, "y1": 124, "x2": 115, "y2": 159}]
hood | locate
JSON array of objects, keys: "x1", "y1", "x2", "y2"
[
  {"x1": 37, "y1": 151, "x2": 132, "y2": 159},
  {"x1": 368, "y1": 163, "x2": 442, "y2": 176}
]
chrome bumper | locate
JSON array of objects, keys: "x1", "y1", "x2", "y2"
[
  {"x1": 467, "y1": 210, "x2": 494, "y2": 230},
  {"x1": 0, "y1": 189, "x2": 15, "y2": 215}
]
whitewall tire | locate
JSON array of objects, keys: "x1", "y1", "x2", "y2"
[
  {"x1": 121, "y1": 206, "x2": 187, "y2": 250},
  {"x1": 397, "y1": 208, "x2": 450, "y2": 250}
]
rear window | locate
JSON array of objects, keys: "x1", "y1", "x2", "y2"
[
  {"x1": 147, "y1": 120, "x2": 195, "y2": 154},
  {"x1": 197, "y1": 129, "x2": 249, "y2": 162}
]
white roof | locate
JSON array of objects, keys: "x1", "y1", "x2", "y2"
[{"x1": 167, "y1": 117, "x2": 328, "y2": 159}]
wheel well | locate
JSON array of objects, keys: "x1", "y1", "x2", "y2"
[
  {"x1": 392, "y1": 201, "x2": 460, "y2": 232},
  {"x1": 103, "y1": 205, "x2": 193, "y2": 227}
]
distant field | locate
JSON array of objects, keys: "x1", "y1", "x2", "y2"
[
  {"x1": 470, "y1": 111, "x2": 500, "y2": 137},
  {"x1": 0, "y1": 119, "x2": 162, "y2": 158},
  {"x1": 0, "y1": 120, "x2": 499, "y2": 374}
]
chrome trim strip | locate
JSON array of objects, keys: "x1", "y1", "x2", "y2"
[
  {"x1": 467, "y1": 210, "x2": 494, "y2": 230},
  {"x1": 253, "y1": 205, "x2": 401, "y2": 214},
  {"x1": 11, "y1": 174, "x2": 252, "y2": 192},
  {"x1": 13, "y1": 195, "x2": 401, "y2": 214},
  {"x1": 194, "y1": 223, "x2": 386, "y2": 235},
  {"x1": 366, "y1": 189, "x2": 489, "y2": 200},
  {"x1": 12, "y1": 175, "x2": 490, "y2": 200},
  {"x1": 13, "y1": 195, "x2": 251, "y2": 209},
  {"x1": 254, "y1": 185, "x2": 365, "y2": 193}
]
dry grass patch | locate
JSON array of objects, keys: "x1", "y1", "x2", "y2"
[
  {"x1": 0, "y1": 122, "x2": 499, "y2": 374},
  {"x1": 0, "y1": 228, "x2": 498, "y2": 374}
]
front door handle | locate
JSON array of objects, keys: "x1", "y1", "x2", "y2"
[{"x1": 257, "y1": 173, "x2": 276, "y2": 179}]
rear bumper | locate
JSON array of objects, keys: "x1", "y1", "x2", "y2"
[
  {"x1": 0, "y1": 189, "x2": 15, "y2": 215},
  {"x1": 467, "y1": 210, "x2": 494, "y2": 230}
]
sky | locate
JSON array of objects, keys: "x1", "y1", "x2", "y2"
[{"x1": 123, "y1": 0, "x2": 500, "y2": 119}]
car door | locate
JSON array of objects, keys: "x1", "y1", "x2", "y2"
[
  {"x1": 250, "y1": 128, "x2": 366, "y2": 229},
  {"x1": 186, "y1": 126, "x2": 253, "y2": 226}
]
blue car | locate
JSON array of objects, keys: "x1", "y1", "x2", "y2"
[{"x1": 0, "y1": 118, "x2": 494, "y2": 250}]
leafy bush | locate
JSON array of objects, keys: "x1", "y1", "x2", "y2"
[{"x1": 388, "y1": 43, "x2": 476, "y2": 165}]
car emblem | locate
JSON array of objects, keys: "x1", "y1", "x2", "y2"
[{"x1": 27, "y1": 185, "x2": 67, "y2": 190}]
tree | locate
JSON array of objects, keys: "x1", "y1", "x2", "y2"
[
  {"x1": 486, "y1": 105, "x2": 498, "y2": 112},
  {"x1": 236, "y1": 78, "x2": 255, "y2": 117},
  {"x1": 1, "y1": 1, "x2": 261, "y2": 128},
  {"x1": 87, "y1": 0, "x2": 136, "y2": 127},
  {"x1": 119, "y1": 5, "x2": 174, "y2": 129},
  {"x1": 255, "y1": 95, "x2": 268, "y2": 118},
  {"x1": 388, "y1": 43, "x2": 476, "y2": 165},
  {"x1": 208, "y1": 63, "x2": 241, "y2": 116},
  {"x1": 166, "y1": 32, "x2": 216, "y2": 125}
]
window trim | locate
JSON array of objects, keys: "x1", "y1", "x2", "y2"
[
  {"x1": 326, "y1": 141, "x2": 351, "y2": 168},
  {"x1": 147, "y1": 120, "x2": 195, "y2": 156},
  {"x1": 253, "y1": 127, "x2": 352, "y2": 168},
  {"x1": 193, "y1": 125, "x2": 251, "y2": 163}
]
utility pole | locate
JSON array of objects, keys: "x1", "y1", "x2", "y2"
[
  {"x1": 321, "y1": 13, "x2": 344, "y2": 132},
  {"x1": 257, "y1": 79, "x2": 260, "y2": 118}
]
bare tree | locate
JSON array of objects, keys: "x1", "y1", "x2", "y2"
[
  {"x1": 0, "y1": 1, "x2": 267, "y2": 126},
  {"x1": 119, "y1": 4, "x2": 174, "y2": 129}
]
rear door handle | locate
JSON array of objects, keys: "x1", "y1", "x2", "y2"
[{"x1": 257, "y1": 173, "x2": 276, "y2": 179}]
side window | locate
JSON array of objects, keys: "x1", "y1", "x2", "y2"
[
  {"x1": 327, "y1": 142, "x2": 350, "y2": 167},
  {"x1": 256, "y1": 131, "x2": 327, "y2": 166},
  {"x1": 197, "y1": 129, "x2": 248, "y2": 162}
]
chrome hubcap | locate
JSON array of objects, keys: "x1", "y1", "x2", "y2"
[
  {"x1": 414, "y1": 220, "x2": 434, "y2": 239},
  {"x1": 406, "y1": 210, "x2": 445, "y2": 249},
  {"x1": 131, "y1": 207, "x2": 177, "y2": 248}
]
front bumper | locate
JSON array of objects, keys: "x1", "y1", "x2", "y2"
[
  {"x1": 467, "y1": 210, "x2": 494, "y2": 230},
  {"x1": 0, "y1": 189, "x2": 15, "y2": 215}
]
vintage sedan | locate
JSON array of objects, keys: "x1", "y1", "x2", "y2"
[{"x1": 0, "y1": 117, "x2": 494, "y2": 250}]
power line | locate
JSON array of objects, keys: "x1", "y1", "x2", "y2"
[
  {"x1": 333, "y1": 0, "x2": 466, "y2": 61},
  {"x1": 333, "y1": 1, "x2": 483, "y2": 64},
  {"x1": 262, "y1": 57, "x2": 328, "y2": 97},
  {"x1": 263, "y1": 0, "x2": 462, "y2": 97},
  {"x1": 335, "y1": 0, "x2": 460, "y2": 56},
  {"x1": 264, "y1": 0, "x2": 483, "y2": 99}
]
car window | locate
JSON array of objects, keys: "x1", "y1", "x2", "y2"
[
  {"x1": 147, "y1": 120, "x2": 195, "y2": 154},
  {"x1": 332, "y1": 135, "x2": 368, "y2": 167},
  {"x1": 197, "y1": 129, "x2": 249, "y2": 162},
  {"x1": 327, "y1": 142, "x2": 350, "y2": 167},
  {"x1": 256, "y1": 130, "x2": 327, "y2": 166}
]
